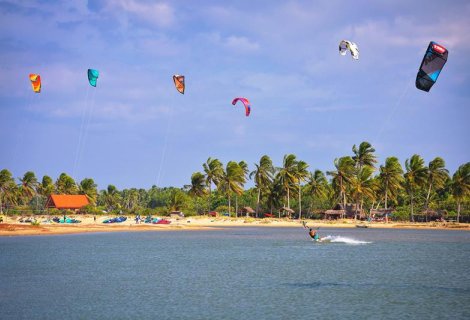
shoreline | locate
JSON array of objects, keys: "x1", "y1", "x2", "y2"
[{"x1": 1, "y1": 215, "x2": 469, "y2": 236}]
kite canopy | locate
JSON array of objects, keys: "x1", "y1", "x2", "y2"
[
  {"x1": 232, "y1": 97, "x2": 251, "y2": 117},
  {"x1": 173, "y1": 75, "x2": 185, "y2": 94},
  {"x1": 416, "y1": 41, "x2": 448, "y2": 92},
  {"x1": 339, "y1": 40, "x2": 359, "y2": 60},
  {"x1": 29, "y1": 74, "x2": 41, "y2": 93},
  {"x1": 88, "y1": 69, "x2": 99, "y2": 87}
]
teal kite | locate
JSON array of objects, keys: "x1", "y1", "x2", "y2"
[{"x1": 88, "y1": 69, "x2": 99, "y2": 87}]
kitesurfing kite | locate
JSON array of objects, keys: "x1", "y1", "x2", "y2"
[
  {"x1": 29, "y1": 74, "x2": 41, "y2": 93},
  {"x1": 416, "y1": 41, "x2": 448, "y2": 92},
  {"x1": 232, "y1": 97, "x2": 251, "y2": 117},
  {"x1": 339, "y1": 40, "x2": 359, "y2": 60},
  {"x1": 87, "y1": 69, "x2": 99, "y2": 87},
  {"x1": 173, "y1": 75, "x2": 185, "y2": 94}
]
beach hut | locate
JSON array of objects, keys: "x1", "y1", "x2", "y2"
[
  {"x1": 370, "y1": 208, "x2": 395, "y2": 222},
  {"x1": 323, "y1": 209, "x2": 345, "y2": 220},
  {"x1": 46, "y1": 195, "x2": 89, "y2": 211},
  {"x1": 323, "y1": 203, "x2": 364, "y2": 220},
  {"x1": 280, "y1": 207, "x2": 295, "y2": 218},
  {"x1": 240, "y1": 206, "x2": 255, "y2": 217},
  {"x1": 170, "y1": 211, "x2": 185, "y2": 220}
]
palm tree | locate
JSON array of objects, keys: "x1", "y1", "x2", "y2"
[
  {"x1": 122, "y1": 188, "x2": 140, "y2": 211},
  {"x1": 424, "y1": 157, "x2": 449, "y2": 215},
  {"x1": 203, "y1": 157, "x2": 223, "y2": 211},
  {"x1": 188, "y1": 172, "x2": 208, "y2": 215},
  {"x1": 79, "y1": 178, "x2": 98, "y2": 205},
  {"x1": 18, "y1": 171, "x2": 39, "y2": 205},
  {"x1": 100, "y1": 185, "x2": 121, "y2": 212},
  {"x1": 266, "y1": 177, "x2": 284, "y2": 217},
  {"x1": 0, "y1": 169, "x2": 18, "y2": 216},
  {"x1": 189, "y1": 172, "x2": 208, "y2": 198},
  {"x1": 451, "y1": 163, "x2": 470, "y2": 223},
  {"x1": 167, "y1": 189, "x2": 187, "y2": 212},
  {"x1": 277, "y1": 154, "x2": 298, "y2": 211},
  {"x1": 38, "y1": 175, "x2": 55, "y2": 199},
  {"x1": 55, "y1": 173, "x2": 78, "y2": 194},
  {"x1": 404, "y1": 155, "x2": 428, "y2": 222},
  {"x1": 327, "y1": 157, "x2": 355, "y2": 217},
  {"x1": 352, "y1": 141, "x2": 377, "y2": 170},
  {"x1": 219, "y1": 161, "x2": 245, "y2": 216},
  {"x1": 235, "y1": 161, "x2": 249, "y2": 217},
  {"x1": 249, "y1": 155, "x2": 274, "y2": 217},
  {"x1": 305, "y1": 170, "x2": 328, "y2": 214},
  {"x1": 378, "y1": 157, "x2": 404, "y2": 209},
  {"x1": 295, "y1": 160, "x2": 309, "y2": 220},
  {"x1": 349, "y1": 166, "x2": 375, "y2": 220}
]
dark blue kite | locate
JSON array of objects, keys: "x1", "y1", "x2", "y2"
[{"x1": 416, "y1": 42, "x2": 448, "y2": 92}]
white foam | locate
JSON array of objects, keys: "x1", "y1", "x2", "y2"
[{"x1": 320, "y1": 235, "x2": 371, "y2": 245}]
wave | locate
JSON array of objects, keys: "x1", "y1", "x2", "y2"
[{"x1": 319, "y1": 235, "x2": 371, "y2": 245}]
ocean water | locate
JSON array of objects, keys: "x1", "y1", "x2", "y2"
[{"x1": 1, "y1": 227, "x2": 469, "y2": 320}]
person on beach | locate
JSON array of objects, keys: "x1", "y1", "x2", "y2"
[
  {"x1": 309, "y1": 228, "x2": 319, "y2": 241},
  {"x1": 94, "y1": 215, "x2": 96, "y2": 223}
]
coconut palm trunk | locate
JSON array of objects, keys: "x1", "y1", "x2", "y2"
[
  {"x1": 235, "y1": 196, "x2": 238, "y2": 218},
  {"x1": 410, "y1": 192, "x2": 414, "y2": 222},
  {"x1": 384, "y1": 180, "x2": 388, "y2": 209},
  {"x1": 298, "y1": 182, "x2": 302, "y2": 220}
]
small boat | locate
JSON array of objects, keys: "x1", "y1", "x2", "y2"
[
  {"x1": 356, "y1": 224, "x2": 369, "y2": 228},
  {"x1": 103, "y1": 216, "x2": 127, "y2": 224},
  {"x1": 155, "y1": 219, "x2": 171, "y2": 224}
]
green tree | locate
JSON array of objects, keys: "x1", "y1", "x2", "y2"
[
  {"x1": 451, "y1": 163, "x2": 470, "y2": 222},
  {"x1": 424, "y1": 157, "x2": 449, "y2": 213},
  {"x1": 305, "y1": 170, "x2": 328, "y2": 213},
  {"x1": 122, "y1": 188, "x2": 140, "y2": 211},
  {"x1": 100, "y1": 185, "x2": 121, "y2": 212},
  {"x1": 249, "y1": 155, "x2": 274, "y2": 217},
  {"x1": 404, "y1": 155, "x2": 428, "y2": 222},
  {"x1": 295, "y1": 160, "x2": 309, "y2": 219},
  {"x1": 235, "y1": 161, "x2": 249, "y2": 217},
  {"x1": 327, "y1": 157, "x2": 355, "y2": 217},
  {"x1": 55, "y1": 173, "x2": 78, "y2": 194},
  {"x1": 38, "y1": 175, "x2": 55, "y2": 198},
  {"x1": 349, "y1": 166, "x2": 375, "y2": 220},
  {"x1": 167, "y1": 189, "x2": 188, "y2": 212},
  {"x1": 189, "y1": 172, "x2": 208, "y2": 198},
  {"x1": 0, "y1": 169, "x2": 18, "y2": 215},
  {"x1": 277, "y1": 154, "x2": 298, "y2": 210},
  {"x1": 79, "y1": 178, "x2": 98, "y2": 205},
  {"x1": 378, "y1": 157, "x2": 404, "y2": 209},
  {"x1": 266, "y1": 177, "x2": 284, "y2": 217},
  {"x1": 203, "y1": 157, "x2": 224, "y2": 211},
  {"x1": 352, "y1": 141, "x2": 377, "y2": 170},
  {"x1": 18, "y1": 171, "x2": 39, "y2": 205},
  {"x1": 219, "y1": 161, "x2": 245, "y2": 216}
]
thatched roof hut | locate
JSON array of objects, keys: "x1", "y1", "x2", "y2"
[{"x1": 240, "y1": 206, "x2": 255, "y2": 217}]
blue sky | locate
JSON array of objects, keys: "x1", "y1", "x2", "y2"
[{"x1": 0, "y1": 0, "x2": 469, "y2": 190}]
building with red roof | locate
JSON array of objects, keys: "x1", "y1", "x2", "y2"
[{"x1": 46, "y1": 195, "x2": 90, "y2": 210}]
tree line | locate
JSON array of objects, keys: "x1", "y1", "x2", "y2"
[{"x1": 1, "y1": 141, "x2": 469, "y2": 221}]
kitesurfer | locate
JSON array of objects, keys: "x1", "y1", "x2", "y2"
[{"x1": 309, "y1": 228, "x2": 319, "y2": 241}]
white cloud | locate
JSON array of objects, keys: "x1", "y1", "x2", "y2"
[
  {"x1": 108, "y1": 0, "x2": 175, "y2": 28},
  {"x1": 225, "y1": 36, "x2": 260, "y2": 52},
  {"x1": 201, "y1": 32, "x2": 260, "y2": 54}
]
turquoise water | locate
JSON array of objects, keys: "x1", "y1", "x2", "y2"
[{"x1": 1, "y1": 227, "x2": 469, "y2": 319}]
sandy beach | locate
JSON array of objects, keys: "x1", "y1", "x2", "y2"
[{"x1": 0, "y1": 215, "x2": 468, "y2": 236}]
